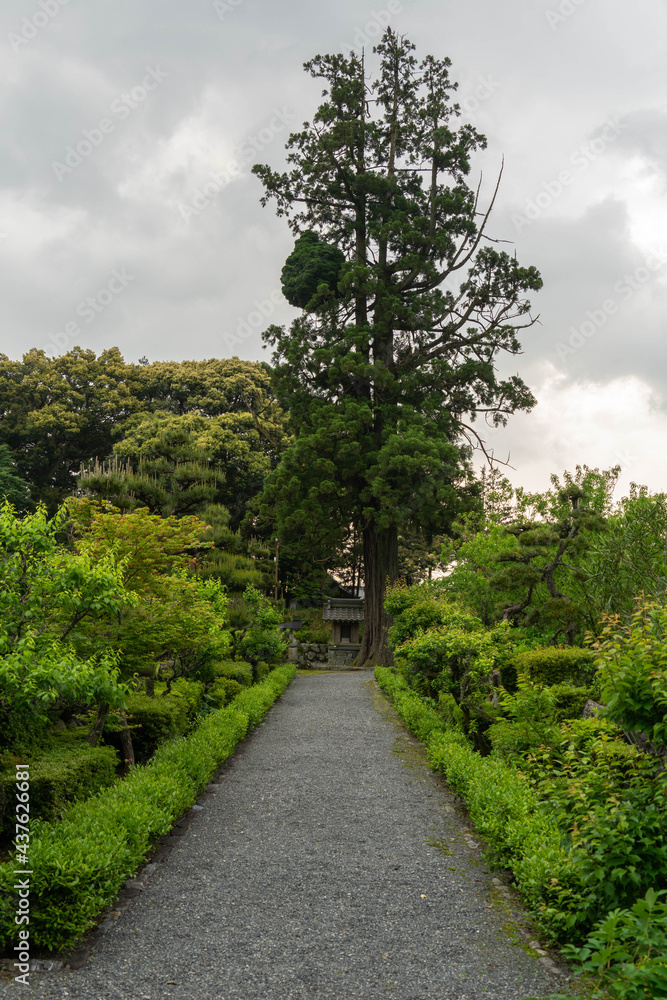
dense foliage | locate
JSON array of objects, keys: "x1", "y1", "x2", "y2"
[{"x1": 0, "y1": 350, "x2": 287, "y2": 524}]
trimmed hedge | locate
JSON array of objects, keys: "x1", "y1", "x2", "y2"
[
  {"x1": 207, "y1": 677, "x2": 243, "y2": 708},
  {"x1": 0, "y1": 664, "x2": 295, "y2": 951},
  {"x1": 512, "y1": 646, "x2": 595, "y2": 685},
  {"x1": 213, "y1": 659, "x2": 253, "y2": 686},
  {"x1": 374, "y1": 667, "x2": 570, "y2": 938},
  {"x1": 0, "y1": 732, "x2": 118, "y2": 840}
]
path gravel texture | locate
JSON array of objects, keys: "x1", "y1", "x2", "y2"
[{"x1": 4, "y1": 672, "x2": 562, "y2": 1000}]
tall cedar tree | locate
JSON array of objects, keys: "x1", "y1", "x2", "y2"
[{"x1": 253, "y1": 32, "x2": 542, "y2": 665}]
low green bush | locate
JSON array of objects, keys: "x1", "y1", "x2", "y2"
[
  {"x1": 170, "y1": 677, "x2": 205, "y2": 715},
  {"x1": 488, "y1": 718, "x2": 559, "y2": 758},
  {"x1": 0, "y1": 664, "x2": 296, "y2": 951},
  {"x1": 254, "y1": 660, "x2": 271, "y2": 683},
  {"x1": 0, "y1": 731, "x2": 118, "y2": 840},
  {"x1": 119, "y1": 678, "x2": 204, "y2": 759},
  {"x1": 549, "y1": 682, "x2": 593, "y2": 722},
  {"x1": 513, "y1": 647, "x2": 595, "y2": 686},
  {"x1": 206, "y1": 678, "x2": 243, "y2": 709},
  {"x1": 548, "y1": 890, "x2": 667, "y2": 1000},
  {"x1": 213, "y1": 659, "x2": 253, "y2": 687},
  {"x1": 123, "y1": 694, "x2": 188, "y2": 759}
]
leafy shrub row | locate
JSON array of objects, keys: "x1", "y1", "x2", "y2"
[
  {"x1": 0, "y1": 664, "x2": 295, "y2": 951},
  {"x1": 375, "y1": 667, "x2": 667, "y2": 999},
  {"x1": 0, "y1": 732, "x2": 118, "y2": 841}
]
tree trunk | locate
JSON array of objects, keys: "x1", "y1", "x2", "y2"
[
  {"x1": 357, "y1": 522, "x2": 399, "y2": 667},
  {"x1": 119, "y1": 711, "x2": 135, "y2": 770},
  {"x1": 86, "y1": 702, "x2": 109, "y2": 747}
]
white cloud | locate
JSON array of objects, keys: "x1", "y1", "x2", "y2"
[{"x1": 497, "y1": 366, "x2": 667, "y2": 496}]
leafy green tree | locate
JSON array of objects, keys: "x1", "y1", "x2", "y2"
[
  {"x1": 78, "y1": 417, "x2": 272, "y2": 592},
  {"x1": 0, "y1": 501, "x2": 132, "y2": 749},
  {"x1": 66, "y1": 498, "x2": 210, "y2": 593},
  {"x1": 67, "y1": 501, "x2": 231, "y2": 738},
  {"x1": 0, "y1": 350, "x2": 288, "y2": 517},
  {"x1": 592, "y1": 597, "x2": 667, "y2": 750},
  {"x1": 443, "y1": 466, "x2": 619, "y2": 641},
  {"x1": 111, "y1": 408, "x2": 284, "y2": 527},
  {"x1": 198, "y1": 503, "x2": 269, "y2": 593},
  {"x1": 227, "y1": 585, "x2": 287, "y2": 680},
  {"x1": 252, "y1": 30, "x2": 542, "y2": 664},
  {"x1": 0, "y1": 445, "x2": 31, "y2": 511},
  {"x1": 0, "y1": 348, "x2": 145, "y2": 512},
  {"x1": 578, "y1": 485, "x2": 667, "y2": 625},
  {"x1": 443, "y1": 523, "x2": 520, "y2": 626}
]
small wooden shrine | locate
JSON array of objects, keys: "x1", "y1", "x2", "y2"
[{"x1": 322, "y1": 597, "x2": 364, "y2": 666}]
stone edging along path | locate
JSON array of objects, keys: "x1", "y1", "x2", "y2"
[{"x1": 1, "y1": 671, "x2": 566, "y2": 999}]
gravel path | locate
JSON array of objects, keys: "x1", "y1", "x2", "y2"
[{"x1": 5, "y1": 672, "x2": 562, "y2": 1000}]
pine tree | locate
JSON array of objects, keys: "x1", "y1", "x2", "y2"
[{"x1": 253, "y1": 31, "x2": 542, "y2": 664}]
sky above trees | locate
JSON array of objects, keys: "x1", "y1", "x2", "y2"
[{"x1": 1, "y1": 0, "x2": 666, "y2": 495}]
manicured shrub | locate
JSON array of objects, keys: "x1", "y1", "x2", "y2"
[
  {"x1": 0, "y1": 664, "x2": 296, "y2": 951},
  {"x1": 213, "y1": 659, "x2": 253, "y2": 686},
  {"x1": 0, "y1": 732, "x2": 118, "y2": 840},
  {"x1": 549, "y1": 682, "x2": 593, "y2": 722},
  {"x1": 123, "y1": 693, "x2": 189, "y2": 759},
  {"x1": 119, "y1": 678, "x2": 204, "y2": 759},
  {"x1": 170, "y1": 677, "x2": 205, "y2": 715},
  {"x1": 207, "y1": 677, "x2": 243, "y2": 708},
  {"x1": 512, "y1": 646, "x2": 595, "y2": 686},
  {"x1": 488, "y1": 719, "x2": 558, "y2": 758}
]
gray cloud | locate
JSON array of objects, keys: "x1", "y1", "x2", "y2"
[{"x1": 1, "y1": 0, "x2": 667, "y2": 489}]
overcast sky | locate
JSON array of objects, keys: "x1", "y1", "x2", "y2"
[{"x1": 1, "y1": 0, "x2": 666, "y2": 497}]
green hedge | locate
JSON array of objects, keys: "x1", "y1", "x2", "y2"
[
  {"x1": 0, "y1": 664, "x2": 295, "y2": 951},
  {"x1": 374, "y1": 667, "x2": 570, "y2": 938},
  {"x1": 512, "y1": 646, "x2": 595, "y2": 685},
  {"x1": 117, "y1": 679, "x2": 204, "y2": 759},
  {"x1": 0, "y1": 732, "x2": 118, "y2": 840},
  {"x1": 213, "y1": 659, "x2": 253, "y2": 686},
  {"x1": 207, "y1": 677, "x2": 243, "y2": 709}
]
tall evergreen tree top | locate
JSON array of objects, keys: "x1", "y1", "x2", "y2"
[{"x1": 252, "y1": 30, "x2": 542, "y2": 664}]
